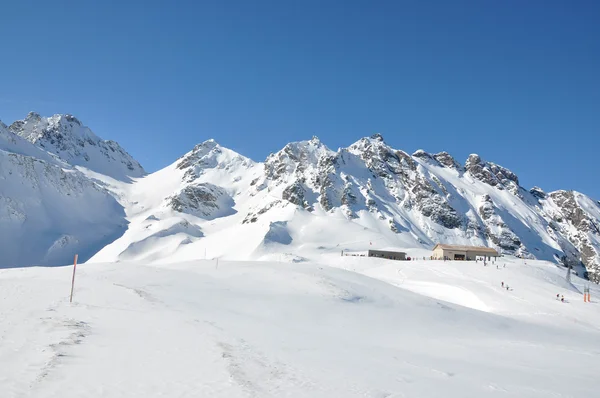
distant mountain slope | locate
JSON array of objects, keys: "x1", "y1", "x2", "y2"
[
  {"x1": 0, "y1": 121, "x2": 128, "y2": 268},
  {"x1": 9, "y1": 112, "x2": 144, "y2": 181}
]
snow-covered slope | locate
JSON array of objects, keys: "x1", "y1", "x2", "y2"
[
  {"x1": 1, "y1": 256, "x2": 599, "y2": 397},
  {"x1": 0, "y1": 117, "x2": 132, "y2": 268},
  {"x1": 0, "y1": 120, "x2": 128, "y2": 268},
  {"x1": 89, "y1": 139, "x2": 265, "y2": 263},
  {"x1": 9, "y1": 112, "x2": 144, "y2": 181}
]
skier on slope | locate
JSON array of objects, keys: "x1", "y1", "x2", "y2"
[{"x1": 501, "y1": 281, "x2": 504, "y2": 288}]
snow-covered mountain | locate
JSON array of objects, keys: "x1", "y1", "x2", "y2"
[
  {"x1": 2, "y1": 113, "x2": 599, "y2": 282},
  {"x1": 9, "y1": 112, "x2": 144, "y2": 181},
  {"x1": 88, "y1": 132, "x2": 600, "y2": 283},
  {"x1": 0, "y1": 120, "x2": 127, "y2": 268}
]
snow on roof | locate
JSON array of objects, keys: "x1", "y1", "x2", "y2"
[{"x1": 433, "y1": 244, "x2": 499, "y2": 254}]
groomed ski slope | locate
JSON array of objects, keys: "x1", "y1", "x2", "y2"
[{"x1": 1, "y1": 255, "x2": 599, "y2": 398}]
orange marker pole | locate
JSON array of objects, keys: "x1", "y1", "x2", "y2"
[{"x1": 69, "y1": 254, "x2": 78, "y2": 303}]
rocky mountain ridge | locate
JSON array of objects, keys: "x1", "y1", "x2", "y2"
[{"x1": 1, "y1": 113, "x2": 599, "y2": 283}]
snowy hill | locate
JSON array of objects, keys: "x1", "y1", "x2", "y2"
[
  {"x1": 0, "y1": 121, "x2": 128, "y2": 268},
  {"x1": 9, "y1": 112, "x2": 144, "y2": 181},
  {"x1": 1, "y1": 256, "x2": 599, "y2": 397}
]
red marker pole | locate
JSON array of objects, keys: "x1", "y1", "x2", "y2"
[{"x1": 70, "y1": 254, "x2": 78, "y2": 303}]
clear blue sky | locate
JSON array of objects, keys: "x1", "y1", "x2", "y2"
[{"x1": 1, "y1": 0, "x2": 599, "y2": 198}]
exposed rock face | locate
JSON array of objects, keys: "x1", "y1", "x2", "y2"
[
  {"x1": 478, "y1": 194, "x2": 526, "y2": 255},
  {"x1": 530, "y1": 186, "x2": 547, "y2": 199},
  {"x1": 242, "y1": 200, "x2": 283, "y2": 224},
  {"x1": 546, "y1": 191, "x2": 600, "y2": 282},
  {"x1": 177, "y1": 140, "x2": 220, "y2": 170},
  {"x1": 410, "y1": 175, "x2": 462, "y2": 229},
  {"x1": 433, "y1": 152, "x2": 462, "y2": 170},
  {"x1": 167, "y1": 183, "x2": 232, "y2": 219},
  {"x1": 282, "y1": 181, "x2": 311, "y2": 210},
  {"x1": 465, "y1": 154, "x2": 520, "y2": 195}
]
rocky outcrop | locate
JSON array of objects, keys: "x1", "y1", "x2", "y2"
[
  {"x1": 465, "y1": 154, "x2": 520, "y2": 195},
  {"x1": 478, "y1": 194, "x2": 526, "y2": 255},
  {"x1": 547, "y1": 191, "x2": 600, "y2": 282},
  {"x1": 433, "y1": 152, "x2": 462, "y2": 170},
  {"x1": 282, "y1": 181, "x2": 311, "y2": 210},
  {"x1": 167, "y1": 183, "x2": 233, "y2": 219},
  {"x1": 242, "y1": 200, "x2": 283, "y2": 224},
  {"x1": 530, "y1": 186, "x2": 547, "y2": 200},
  {"x1": 411, "y1": 175, "x2": 462, "y2": 229}
]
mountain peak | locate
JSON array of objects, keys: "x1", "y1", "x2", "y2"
[
  {"x1": 10, "y1": 112, "x2": 98, "y2": 143},
  {"x1": 8, "y1": 112, "x2": 144, "y2": 181},
  {"x1": 465, "y1": 153, "x2": 519, "y2": 194},
  {"x1": 52, "y1": 113, "x2": 82, "y2": 126},
  {"x1": 192, "y1": 138, "x2": 219, "y2": 152},
  {"x1": 433, "y1": 151, "x2": 461, "y2": 169},
  {"x1": 412, "y1": 149, "x2": 432, "y2": 159},
  {"x1": 530, "y1": 186, "x2": 547, "y2": 199},
  {"x1": 466, "y1": 153, "x2": 482, "y2": 165},
  {"x1": 25, "y1": 111, "x2": 42, "y2": 121},
  {"x1": 177, "y1": 139, "x2": 254, "y2": 177}
]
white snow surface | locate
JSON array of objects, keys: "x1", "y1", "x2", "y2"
[{"x1": 1, "y1": 255, "x2": 599, "y2": 397}]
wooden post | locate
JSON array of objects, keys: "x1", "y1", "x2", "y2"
[{"x1": 69, "y1": 254, "x2": 78, "y2": 303}]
